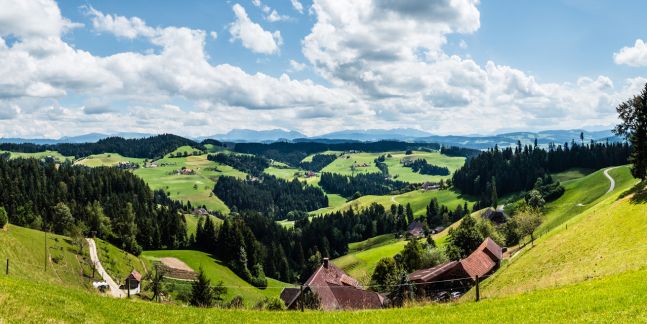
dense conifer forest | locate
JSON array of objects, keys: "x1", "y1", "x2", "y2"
[
  {"x1": 319, "y1": 172, "x2": 412, "y2": 198},
  {"x1": 0, "y1": 158, "x2": 187, "y2": 254},
  {"x1": 404, "y1": 159, "x2": 450, "y2": 176},
  {"x1": 213, "y1": 175, "x2": 328, "y2": 219},
  {"x1": 207, "y1": 153, "x2": 270, "y2": 177},
  {"x1": 299, "y1": 154, "x2": 338, "y2": 171},
  {"x1": 452, "y1": 142, "x2": 630, "y2": 199}
]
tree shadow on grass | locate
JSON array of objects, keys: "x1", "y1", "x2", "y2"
[{"x1": 618, "y1": 181, "x2": 647, "y2": 204}]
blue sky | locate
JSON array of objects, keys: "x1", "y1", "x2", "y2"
[{"x1": 1, "y1": 0, "x2": 647, "y2": 138}]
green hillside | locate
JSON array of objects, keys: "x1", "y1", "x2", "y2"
[
  {"x1": 75, "y1": 153, "x2": 144, "y2": 167},
  {"x1": 142, "y1": 250, "x2": 290, "y2": 306},
  {"x1": 478, "y1": 166, "x2": 645, "y2": 299},
  {"x1": 94, "y1": 238, "x2": 150, "y2": 283},
  {"x1": 1, "y1": 265, "x2": 644, "y2": 322},
  {"x1": 0, "y1": 150, "x2": 73, "y2": 162},
  {"x1": 184, "y1": 214, "x2": 223, "y2": 237},
  {"x1": 383, "y1": 151, "x2": 465, "y2": 183}
]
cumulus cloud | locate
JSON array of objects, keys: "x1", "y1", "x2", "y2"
[
  {"x1": 0, "y1": 0, "x2": 82, "y2": 39},
  {"x1": 614, "y1": 39, "x2": 647, "y2": 67},
  {"x1": 289, "y1": 60, "x2": 306, "y2": 72},
  {"x1": 291, "y1": 0, "x2": 304, "y2": 13},
  {"x1": 229, "y1": 4, "x2": 282, "y2": 54}
]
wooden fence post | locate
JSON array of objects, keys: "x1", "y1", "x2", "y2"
[
  {"x1": 475, "y1": 275, "x2": 480, "y2": 302},
  {"x1": 300, "y1": 285, "x2": 304, "y2": 312},
  {"x1": 5, "y1": 259, "x2": 8, "y2": 275}
]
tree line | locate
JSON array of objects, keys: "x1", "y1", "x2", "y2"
[
  {"x1": 207, "y1": 153, "x2": 270, "y2": 177},
  {"x1": 319, "y1": 172, "x2": 412, "y2": 199},
  {"x1": 404, "y1": 159, "x2": 450, "y2": 176},
  {"x1": 452, "y1": 141, "x2": 630, "y2": 200},
  {"x1": 213, "y1": 175, "x2": 328, "y2": 220},
  {"x1": 0, "y1": 158, "x2": 187, "y2": 254},
  {"x1": 0, "y1": 134, "x2": 205, "y2": 159},
  {"x1": 299, "y1": 154, "x2": 337, "y2": 172}
]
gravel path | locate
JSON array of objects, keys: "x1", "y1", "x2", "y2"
[
  {"x1": 87, "y1": 238, "x2": 125, "y2": 298},
  {"x1": 604, "y1": 167, "x2": 617, "y2": 194}
]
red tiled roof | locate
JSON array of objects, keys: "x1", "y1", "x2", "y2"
[
  {"x1": 408, "y1": 261, "x2": 459, "y2": 283},
  {"x1": 459, "y1": 237, "x2": 502, "y2": 279}
]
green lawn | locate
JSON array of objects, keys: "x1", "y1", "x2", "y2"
[
  {"x1": 133, "y1": 154, "x2": 247, "y2": 214},
  {"x1": 312, "y1": 188, "x2": 474, "y2": 218},
  {"x1": 551, "y1": 167, "x2": 594, "y2": 183},
  {"x1": 383, "y1": 151, "x2": 465, "y2": 183},
  {"x1": 0, "y1": 150, "x2": 73, "y2": 162},
  {"x1": 321, "y1": 152, "x2": 382, "y2": 175},
  {"x1": 142, "y1": 250, "x2": 290, "y2": 306},
  {"x1": 537, "y1": 166, "x2": 634, "y2": 234},
  {"x1": 264, "y1": 166, "x2": 320, "y2": 185},
  {"x1": 184, "y1": 214, "x2": 223, "y2": 237},
  {"x1": 0, "y1": 225, "x2": 93, "y2": 289},
  {"x1": 2, "y1": 263, "x2": 644, "y2": 322},
  {"x1": 478, "y1": 167, "x2": 645, "y2": 300},
  {"x1": 94, "y1": 238, "x2": 151, "y2": 284},
  {"x1": 74, "y1": 153, "x2": 145, "y2": 167}
]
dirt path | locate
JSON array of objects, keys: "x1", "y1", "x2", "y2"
[
  {"x1": 391, "y1": 195, "x2": 397, "y2": 204},
  {"x1": 86, "y1": 238, "x2": 125, "y2": 298},
  {"x1": 604, "y1": 167, "x2": 617, "y2": 194}
]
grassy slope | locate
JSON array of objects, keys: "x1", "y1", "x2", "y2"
[
  {"x1": 0, "y1": 225, "x2": 92, "y2": 289},
  {"x1": 75, "y1": 153, "x2": 144, "y2": 167},
  {"x1": 94, "y1": 238, "x2": 151, "y2": 284},
  {"x1": 321, "y1": 152, "x2": 382, "y2": 175},
  {"x1": 479, "y1": 166, "x2": 645, "y2": 299},
  {"x1": 383, "y1": 151, "x2": 465, "y2": 183},
  {"x1": 551, "y1": 167, "x2": 594, "y2": 183},
  {"x1": 537, "y1": 166, "x2": 634, "y2": 234},
  {"x1": 142, "y1": 250, "x2": 290, "y2": 305},
  {"x1": 133, "y1": 154, "x2": 246, "y2": 214},
  {"x1": 0, "y1": 150, "x2": 73, "y2": 162},
  {"x1": 184, "y1": 214, "x2": 223, "y2": 237},
  {"x1": 312, "y1": 188, "x2": 474, "y2": 218},
  {"x1": 1, "y1": 266, "x2": 644, "y2": 322}
]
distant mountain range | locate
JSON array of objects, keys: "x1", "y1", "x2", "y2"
[{"x1": 1, "y1": 128, "x2": 623, "y2": 150}]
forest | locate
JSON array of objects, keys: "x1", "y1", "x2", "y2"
[
  {"x1": 318, "y1": 172, "x2": 412, "y2": 198},
  {"x1": 0, "y1": 134, "x2": 203, "y2": 159},
  {"x1": 452, "y1": 141, "x2": 630, "y2": 199},
  {"x1": 207, "y1": 153, "x2": 270, "y2": 177},
  {"x1": 404, "y1": 159, "x2": 450, "y2": 176},
  {"x1": 0, "y1": 158, "x2": 187, "y2": 254},
  {"x1": 213, "y1": 175, "x2": 328, "y2": 219},
  {"x1": 299, "y1": 154, "x2": 338, "y2": 171}
]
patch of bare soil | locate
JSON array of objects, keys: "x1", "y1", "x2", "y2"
[{"x1": 159, "y1": 257, "x2": 196, "y2": 280}]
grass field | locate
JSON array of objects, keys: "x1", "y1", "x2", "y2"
[
  {"x1": 537, "y1": 166, "x2": 634, "y2": 234},
  {"x1": 184, "y1": 214, "x2": 224, "y2": 237},
  {"x1": 551, "y1": 167, "x2": 594, "y2": 182},
  {"x1": 264, "y1": 166, "x2": 320, "y2": 185},
  {"x1": 142, "y1": 250, "x2": 290, "y2": 306},
  {"x1": 75, "y1": 153, "x2": 144, "y2": 167},
  {"x1": 94, "y1": 238, "x2": 150, "y2": 284},
  {"x1": 1, "y1": 263, "x2": 644, "y2": 322},
  {"x1": 478, "y1": 166, "x2": 645, "y2": 299},
  {"x1": 133, "y1": 153, "x2": 247, "y2": 214},
  {"x1": 321, "y1": 152, "x2": 382, "y2": 175},
  {"x1": 0, "y1": 150, "x2": 73, "y2": 162},
  {"x1": 383, "y1": 151, "x2": 465, "y2": 183},
  {"x1": 312, "y1": 188, "x2": 474, "y2": 218},
  {"x1": 0, "y1": 225, "x2": 93, "y2": 289}
]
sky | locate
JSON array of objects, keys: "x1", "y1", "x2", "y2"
[{"x1": 1, "y1": 0, "x2": 647, "y2": 139}]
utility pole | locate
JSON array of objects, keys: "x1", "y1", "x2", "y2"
[
  {"x1": 475, "y1": 275, "x2": 480, "y2": 302},
  {"x1": 300, "y1": 285, "x2": 304, "y2": 312}
]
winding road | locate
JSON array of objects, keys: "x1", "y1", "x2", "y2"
[
  {"x1": 603, "y1": 167, "x2": 617, "y2": 194},
  {"x1": 87, "y1": 238, "x2": 125, "y2": 298}
]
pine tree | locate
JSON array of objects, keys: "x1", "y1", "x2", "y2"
[{"x1": 615, "y1": 83, "x2": 647, "y2": 180}]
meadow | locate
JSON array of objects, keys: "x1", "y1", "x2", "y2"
[
  {"x1": 0, "y1": 264, "x2": 644, "y2": 322},
  {"x1": 142, "y1": 250, "x2": 289, "y2": 306},
  {"x1": 0, "y1": 150, "x2": 73, "y2": 162},
  {"x1": 75, "y1": 153, "x2": 144, "y2": 167}
]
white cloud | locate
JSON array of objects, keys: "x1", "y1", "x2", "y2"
[
  {"x1": 289, "y1": 60, "x2": 306, "y2": 71},
  {"x1": 210, "y1": 31, "x2": 218, "y2": 40},
  {"x1": 0, "y1": 0, "x2": 82, "y2": 39},
  {"x1": 229, "y1": 3, "x2": 281, "y2": 54},
  {"x1": 291, "y1": 0, "x2": 305, "y2": 14},
  {"x1": 251, "y1": 0, "x2": 261, "y2": 7},
  {"x1": 614, "y1": 39, "x2": 647, "y2": 67},
  {"x1": 266, "y1": 10, "x2": 290, "y2": 22},
  {"x1": 85, "y1": 6, "x2": 155, "y2": 39}
]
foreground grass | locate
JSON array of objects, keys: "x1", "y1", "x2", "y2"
[
  {"x1": 142, "y1": 250, "x2": 289, "y2": 306},
  {"x1": 0, "y1": 266, "x2": 644, "y2": 322},
  {"x1": 481, "y1": 174, "x2": 646, "y2": 299},
  {"x1": 0, "y1": 225, "x2": 93, "y2": 289}
]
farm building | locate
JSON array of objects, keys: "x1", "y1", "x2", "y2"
[
  {"x1": 122, "y1": 270, "x2": 142, "y2": 295},
  {"x1": 407, "y1": 221, "x2": 426, "y2": 238},
  {"x1": 408, "y1": 237, "x2": 503, "y2": 300},
  {"x1": 280, "y1": 258, "x2": 385, "y2": 311}
]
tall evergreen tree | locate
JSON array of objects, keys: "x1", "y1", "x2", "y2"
[{"x1": 615, "y1": 83, "x2": 647, "y2": 180}]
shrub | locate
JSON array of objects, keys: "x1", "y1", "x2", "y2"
[
  {"x1": 228, "y1": 296, "x2": 245, "y2": 309},
  {"x1": 0, "y1": 207, "x2": 7, "y2": 228}
]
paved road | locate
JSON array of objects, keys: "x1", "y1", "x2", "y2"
[
  {"x1": 604, "y1": 167, "x2": 618, "y2": 194},
  {"x1": 87, "y1": 238, "x2": 125, "y2": 298}
]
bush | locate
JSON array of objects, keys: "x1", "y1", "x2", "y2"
[
  {"x1": 265, "y1": 297, "x2": 286, "y2": 311},
  {"x1": 228, "y1": 295, "x2": 245, "y2": 309},
  {"x1": 0, "y1": 207, "x2": 7, "y2": 228}
]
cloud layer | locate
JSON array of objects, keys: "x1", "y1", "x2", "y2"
[{"x1": 0, "y1": 0, "x2": 643, "y2": 138}]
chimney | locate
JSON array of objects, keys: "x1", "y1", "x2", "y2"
[{"x1": 323, "y1": 257, "x2": 329, "y2": 268}]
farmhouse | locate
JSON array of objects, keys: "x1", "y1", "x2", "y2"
[
  {"x1": 193, "y1": 208, "x2": 209, "y2": 216},
  {"x1": 481, "y1": 207, "x2": 508, "y2": 225},
  {"x1": 408, "y1": 238, "x2": 503, "y2": 299},
  {"x1": 122, "y1": 270, "x2": 142, "y2": 295},
  {"x1": 280, "y1": 258, "x2": 385, "y2": 311},
  {"x1": 407, "y1": 221, "x2": 426, "y2": 238}
]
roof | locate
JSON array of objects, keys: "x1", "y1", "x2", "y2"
[
  {"x1": 280, "y1": 288, "x2": 301, "y2": 307},
  {"x1": 407, "y1": 237, "x2": 503, "y2": 283},
  {"x1": 408, "y1": 261, "x2": 459, "y2": 283},
  {"x1": 127, "y1": 270, "x2": 142, "y2": 282},
  {"x1": 459, "y1": 237, "x2": 502, "y2": 279},
  {"x1": 282, "y1": 259, "x2": 383, "y2": 310},
  {"x1": 407, "y1": 221, "x2": 425, "y2": 236}
]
